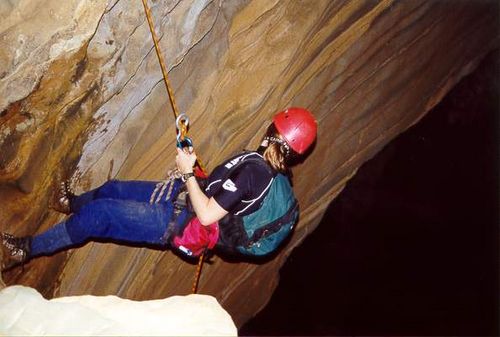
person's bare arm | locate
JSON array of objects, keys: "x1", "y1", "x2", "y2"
[{"x1": 176, "y1": 147, "x2": 228, "y2": 226}]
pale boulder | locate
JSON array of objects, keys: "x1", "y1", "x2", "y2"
[{"x1": 0, "y1": 285, "x2": 237, "y2": 336}]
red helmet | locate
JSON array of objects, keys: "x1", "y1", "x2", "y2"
[{"x1": 273, "y1": 107, "x2": 317, "y2": 154}]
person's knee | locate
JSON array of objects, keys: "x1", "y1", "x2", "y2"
[
  {"x1": 97, "y1": 180, "x2": 120, "y2": 198},
  {"x1": 66, "y1": 199, "x2": 112, "y2": 240}
]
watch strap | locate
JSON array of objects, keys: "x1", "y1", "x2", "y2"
[{"x1": 181, "y1": 172, "x2": 195, "y2": 182}]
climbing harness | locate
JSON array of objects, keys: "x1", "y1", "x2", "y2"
[{"x1": 141, "y1": 0, "x2": 207, "y2": 294}]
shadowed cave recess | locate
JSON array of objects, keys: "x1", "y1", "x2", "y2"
[{"x1": 241, "y1": 50, "x2": 499, "y2": 336}]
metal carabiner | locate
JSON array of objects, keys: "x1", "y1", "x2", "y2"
[
  {"x1": 176, "y1": 133, "x2": 193, "y2": 149},
  {"x1": 175, "y1": 113, "x2": 189, "y2": 131},
  {"x1": 175, "y1": 113, "x2": 193, "y2": 149}
]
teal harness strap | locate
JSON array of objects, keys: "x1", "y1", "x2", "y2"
[{"x1": 246, "y1": 201, "x2": 298, "y2": 247}]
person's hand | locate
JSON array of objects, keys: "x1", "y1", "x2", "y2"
[{"x1": 176, "y1": 147, "x2": 197, "y2": 174}]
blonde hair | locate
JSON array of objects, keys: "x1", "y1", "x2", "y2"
[
  {"x1": 263, "y1": 141, "x2": 288, "y2": 174},
  {"x1": 260, "y1": 124, "x2": 296, "y2": 175}
]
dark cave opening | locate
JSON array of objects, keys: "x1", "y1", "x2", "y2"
[{"x1": 241, "y1": 50, "x2": 499, "y2": 336}]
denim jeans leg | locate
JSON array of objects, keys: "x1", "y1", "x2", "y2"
[
  {"x1": 65, "y1": 198, "x2": 173, "y2": 247},
  {"x1": 30, "y1": 223, "x2": 74, "y2": 258},
  {"x1": 71, "y1": 180, "x2": 161, "y2": 213},
  {"x1": 70, "y1": 179, "x2": 182, "y2": 213}
]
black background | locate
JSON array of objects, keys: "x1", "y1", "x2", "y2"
[{"x1": 241, "y1": 50, "x2": 499, "y2": 336}]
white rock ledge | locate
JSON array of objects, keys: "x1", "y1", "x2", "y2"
[{"x1": 0, "y1": 285, "x2": 237, "y2": 336}]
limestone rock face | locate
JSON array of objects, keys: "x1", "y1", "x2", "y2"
[{"x1": 0, "y1": 0, "x2": 498, "y2": 327}]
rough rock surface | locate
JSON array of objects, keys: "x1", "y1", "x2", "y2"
[
  {"x1": 0, "y1": 285, "x2": 237, "y2": 335},
  {"x1": 0, "y1": 0, "x2": 498, "y2": 327}
]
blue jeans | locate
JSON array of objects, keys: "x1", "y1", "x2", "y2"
[{"x1": 30, "y1": 179, "x2": 184, "y2": 258}]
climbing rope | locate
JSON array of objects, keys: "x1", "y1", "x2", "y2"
[
  {"x1": 140, "y1": 0, "x2": 180, "y2": 120},
  {"x1": 192, "y1": 249, "x2": 206, "y2": 294},
  {"x1": 141, "y1": 0, "x2": 207, "y2": 294}
]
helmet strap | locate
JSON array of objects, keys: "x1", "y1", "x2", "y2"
[{"x1": 264, "y1": 136, "x2": 290, "y2": 156}]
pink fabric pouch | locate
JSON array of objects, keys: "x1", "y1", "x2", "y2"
[{"x1": 172, "y1": 217, "x2": 219, "y2": 257}]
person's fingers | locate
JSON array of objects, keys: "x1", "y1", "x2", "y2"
[{"x1": 181, "y1": 147, "x2": 194, "y2": 155}]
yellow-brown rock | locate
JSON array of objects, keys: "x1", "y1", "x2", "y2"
[{"x1": 0, "y1": 0, "x2": 498, "y2": 327}]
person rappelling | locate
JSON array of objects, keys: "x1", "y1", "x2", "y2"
[
  {"x1": 1, "y1": 107, "x2": 317, "y2": 272},
  {"x1": 1, "y1": 1, "x2": 317, "y2": 293}
]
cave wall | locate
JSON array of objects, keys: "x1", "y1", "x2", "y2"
[{"x1": 0, "y1": 0, "x2": 497, "y2": 327}]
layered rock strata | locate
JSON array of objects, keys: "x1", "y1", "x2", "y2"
[{"x1": 0, "y1": 0, "x2": 498, "y2": 326}]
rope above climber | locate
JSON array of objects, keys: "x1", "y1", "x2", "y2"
[{"x1": 0, "y1": 107, "x2": 317, "y2": 271}]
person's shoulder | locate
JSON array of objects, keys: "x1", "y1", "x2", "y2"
[
  {"x1": 220, "y1": 151, "x2": 257, "y2": 169},
  {"x1": 225, "y1": 152, "x2": 269, "y2": 177},
  {"x1": 239, "y1": 151, "x2": 268, "y2": 167},
  {"x1": 242, "y1": 154, "x2": 275, "y2": 179},
  {"x1": 239, "y1": 151, "x2": 263, "y2": 161}
]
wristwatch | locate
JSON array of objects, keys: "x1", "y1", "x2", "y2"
[{"x1": 181, "y1": 172, "x2": 195, "y2": 182}]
